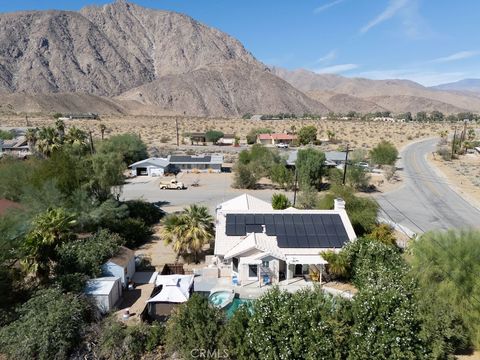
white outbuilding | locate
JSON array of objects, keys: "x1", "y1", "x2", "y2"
[
  {"x1": 84, "y1": 277, "x2": 123, "y2": 313},
  {"x1": 101, "y1": 246, "x2": 136, "y2": 287}
]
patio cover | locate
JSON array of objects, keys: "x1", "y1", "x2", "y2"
[
  {"x1": 285, "y1": 255, "x2": 328, "y2": 265},
  {"x1": 147, "y1": 274, "x2": 194, "y2": 303},
  {"x1": 239, "y1": 257, "x2": 263, "y2": 265}
]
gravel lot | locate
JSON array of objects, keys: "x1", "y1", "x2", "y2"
[{"x1": 121, "y1": 172, "x2": 293, "y2": 214}]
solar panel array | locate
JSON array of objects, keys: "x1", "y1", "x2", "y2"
[{"x1": 225, "y1": 213, "x2": 349, "y2": 248}]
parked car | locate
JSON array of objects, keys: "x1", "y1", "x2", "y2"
[
  {"x1": 159, "y1": 179, "x2": 185, "y2": 190},
  {"x1": 277, "y1": 143, "x2": 289, "y2": 149}
]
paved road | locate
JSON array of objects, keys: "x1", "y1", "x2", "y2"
[{"x1": 377, "y1": 138, "x2": 480, "y2": 234}]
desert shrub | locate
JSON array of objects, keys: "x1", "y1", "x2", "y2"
[
  {"x1": 159, "y1": 135, "x2": 170, "y2": 143},
  {"x1": 98, "y1": 133, "x2": 147, "y2": 164},
  {"x1": 271, "y1": 193, "x2": 291, "y2": 210},
  {"x1": 296, "y1": 147, "x2": 326, "y2": 190},
  {"x1": 97, "y1": 317, "x2": 165, "y2": 360},
  {"x1": 0, "y1": 129, "x2": 14, "y2": 140},
  {"x1": 436, "y1": 146, "x2": 452, "y2": 161},
  {"x1": 318, "y1": 185, "x2": 378, "y2": 235},
  {"x1": 219, "y1": 305, "x2": 252, "y2": 359},
  {"x1": 0, "y1": 288, "x2": 90, "y2": 360},
  {"x1": 297, "y1": 125, "x2": 317, "y2": 145},
  {"x1": 370, "y1": 140, "x2": 399, "y2": 166},
  {"x1": 125, "y1": 200, "x2": 164, "y2": 226},
  {"x1": 269, "y1": 163, "x2": 294, "y2": 190},
  {"x1": 233, "y1": 163, "x2": 258, "y2": 189},
  {"x1": 205, "y1": 130, "x2": 224, "y2": 143},
  {"x1": 296, "y1": 186, "x2": 319, "y2": 209},
  {"x1": 165, "y1": 294, "x2": 225, "y2": 360},
  {"x1": 329, "y1": 166, "x2": 370, "y2": 190},
  {"x1": 366, "y1": 223, "x2": 396, "y2": 246},
  {"x1": 106, "y1": 217, "x2": 153, "y2": 248},
  {"x1": 409, "y1": 230, "x2": 480, "y2": 348},
  {"x1": 56, "y1": 229, "x2": 124, "y2": 278}
]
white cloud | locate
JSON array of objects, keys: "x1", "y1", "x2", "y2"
[
  {"x1": 431, "y1": 50, "x2": 480, "y2": 63},
  {"x1": 353, "y1": 68, "x2": 468, "y2": 86},
  {"x1": 315, "y1": 49, "x2": 338, "y2": 64},
  {"x1": 313, "y1": 0, "x2": 345, "y2": 14},
  {"x1": 315, "y1": 63, "x2": 359, "y2": 74},
  {"x1": 360, "y1": 0, "x2": 409, "y2": 34}
]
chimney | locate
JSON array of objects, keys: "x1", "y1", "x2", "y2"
[{"x1": 334, "y1": 198, "x2": 345, "y2": 211}]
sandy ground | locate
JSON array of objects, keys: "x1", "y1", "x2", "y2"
[
  {"x1": 428, "y1": 152, "x2": 480, "y2": 209},
  {"x1": 0, "y1": 114, "x2": 455, "y2": 150}
]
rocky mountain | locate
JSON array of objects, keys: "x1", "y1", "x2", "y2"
[
  {"x1": 272, "y1": 67, "x2": 480, "y2": 114},
  {"x1": 0, "y1": 0, "x2": 328, "y2": 116},
  {"x1": 431, "y1": 79, "x2": 480, "y2": 94}
]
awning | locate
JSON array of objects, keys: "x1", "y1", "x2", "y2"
[
  {"x1": 285, "y1": 255, "x2": 328, "y2": 265},
  {"x1": 239, "y1": 258, "x2": 263, "y2": 265}
]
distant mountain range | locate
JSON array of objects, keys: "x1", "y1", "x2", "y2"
[
  {"x1": 0, "y1": 0, "x2": 478, "y2": 117},
  {"x1": 431, "y1": 79, "x2": 480, "y2": 93}
]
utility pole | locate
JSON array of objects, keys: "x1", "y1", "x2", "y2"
[
  {"x1": 175, "y1": 117, "x2": 179, "y2": 147},
  {"x1": 25, "y1": 115, "x2": 29, "y2": 127},
  {"x1": 293, "y1": 168, "x2": 298, "y2": 207},
  {"x1": 451, "y1": 126, "x2": 457, "y2": 159},
  {"x1": 342, "y1": 144, "x2": 350, "y2": 185},
  {"x1": 89, "y1": 131, "x2": 95, "y2": 155}
]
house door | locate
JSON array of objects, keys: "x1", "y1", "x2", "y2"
[{"x1": 294, "y1": 264, "x2": 304, "y2": 277}]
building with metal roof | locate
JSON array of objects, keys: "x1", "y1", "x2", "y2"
[{"x1": 129, "y1": 154, "x2": 224, "y2": 176}]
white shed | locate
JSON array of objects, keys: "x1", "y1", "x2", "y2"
[
  {"x1": 84, "y1": 277, "x2": 122, "y2": 313},
  {"x1": 101, "y1": 246, "x2": 136, "y2": 287}
]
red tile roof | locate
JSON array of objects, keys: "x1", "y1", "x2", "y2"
[
  {"x1": 0, "y1": 199, "x2": 21, "y2": 216},
  {"x1": 258, "y1": 133, "x2": 296, "y2": 140}
]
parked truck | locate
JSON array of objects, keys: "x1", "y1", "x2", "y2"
[{"x1": 159, "y1": 179, "x2": 185, "y2": 190}]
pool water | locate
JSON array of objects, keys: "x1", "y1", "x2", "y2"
[
  {"x1": 208, "y1": 291, "x2": 232, "y2": 308},
  {"x1": 225, "y1": 298, "x2": 254, "y2": 319}
]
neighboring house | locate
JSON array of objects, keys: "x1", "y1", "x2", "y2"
[
  {"x1": 146, "y1": 274, "x2": 194, "y2": 320},
  {"x1": 257, "y1": 133, "x2": 297, "y2": 146},
  {"x1": 84, "y1": 277, "x2": 123, "y2": 313},
  {"x1": 186, "y1": 132, "x2": 207, "y2": 144},
  {"x1": 129, "y1": 157, "x2": 170, "y2": 177},
  {"x1": 213, "y1": 194, "x2": 356, "y2": 286},
  {"x1": 287, "y1": 151, "x2": 347, "y2": 167},
  {"x1": 217, "y1": 134, "x2": 236, "y2": 146},
  {"x1": 102, "y1": 246, "x2": 136, "y2": 287},
  {"x1": 0, "y1": 136, "x2": 29, "y2": 157},
  {"x1": 60, "y1": 113, "x2": 99, "y2": 120},
  {"x1": 0, "y1": 199, "x2": 21, "y2": 216},
  {"x1": 129, "y1": 154, "x2": 224, "y2": 176}
]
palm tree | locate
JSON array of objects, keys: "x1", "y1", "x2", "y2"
[
  {"x1": 64, "y1": 126, "x2": 88, "y2": 147},
  {"x1": 21, "y1": 208, "x2": 76, "y2": 283},
  {"x1": 55, "y1": 119, "x2": 65, "y2": 141},
  {"x1": 99, "y1": 123, "x2": 107, "y2": 140},
  {"x1": 321, "y1": 250, "x2": 350, "y2": 279},
  {"x1": 161, "y1": 205, "x2": 214, "y2": 263},
  {"x1": 36, "y1": 126, "x2": 62, "y2": 157},
  {"x1": 25, "y1": 128, "x2": 38, "y2": 154}
]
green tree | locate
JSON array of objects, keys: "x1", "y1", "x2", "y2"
[
  {"x1": 297, "y1": 125, "x2": 317, "y2": 145},
  {"x1": 271, "y1": 193, "x2": 291, "y2": 210},
  {"x1": 165, "y1": 294, "x2": 225, "y2": 360},
  {"x1": 370, "y1": 140, "x2": 399, "y2": 166},
  {"x1": 219, "y1": 305, "x2": 253, "y2": 359},
  {"x1": 269, "y1": 163, "x2": 294, "y2": 190},
  {"x1": 0, "y1": 288, "x2": 90, "y2": 360},
  {"x1": 296, "y1": 148, "x2": 326, "y2": 190},
  {"x1": 88, "y1": 152, "x2": 125, "y2": 200},
  {"x1": 430, "y1": 111, "x2": 444, "y2": 122},
  {"x1": 233, "y1": 163, "x2": 258, "y2": 189},
  {"x1": 36, "y1": 126, "x2": 62, "y2": 157},
  {"x1": 0, "y1": 129, "x2": 14, "y2": 140},
  {"x1": 416, "y1": 111, "x2": 428, "y2": 122},
  {"x1": 21, "y1": 208, "x2": 76, "y2": 282},
  {"x1": 161, "y1": 205, "x2": 214, "y2": 262},
  {"x1": 409, "y1": 230, "x2": 480, "y2": 348},
  {"x1": 205, "y1": 130, "x2": 224, "y2": 144},
  {"x1": 98, "y1": 133, "x2": 148, "y2": 164},
  {"x1": 25, "y1": 128, "x2": 38, "y2": 154},
  {"x1": 366, "y1": 223, "x2": 396, "y2": 246},
  {"x1": 321, "y1": 250, "x2": 350, "y2": 279},
  {"x1": 64, "y1": 126, "x2": 88, "y2": 148}
]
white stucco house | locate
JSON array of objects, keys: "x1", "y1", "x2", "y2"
[
  {"x1": 84, "y1": 277, "x2": 123, "y2": 313},
  {"x1": 213, "y1": 194, "x2": 356, "y2": 286},
  {"x1": 101, "y1": 246, "x2": 136, "y2": 287}
]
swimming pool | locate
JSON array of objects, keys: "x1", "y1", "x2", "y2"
[
  {"x1": 225, "y1": 297, "x2": 254, "y2": 318},
  {"x1": 208, "y1": 290, "x2": 234, "y2": 309}
]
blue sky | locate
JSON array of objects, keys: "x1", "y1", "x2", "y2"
[{"x1": 1, "y1": 0, "x2": 479, "y2": 86}]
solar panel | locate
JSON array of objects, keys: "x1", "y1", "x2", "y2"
[
  {"x1": 293, "y1": 214, "x2": 304, "y2": 224},
  {"x1": 296, "y1": 236, "x2": 309, "y2": 248},
  {"x1": 305, "y1": 223, "x2": 316, "y2": 235},
  {"x1": 317, "y1": 235, "x2": 330, "y2": 248},
  {"x1": 325, "y1": 223, "x2": 337, "y2": 235},
  {"x1": 246, "y1": 224, "x2": 263, "y2": 233},
  {"x1": 332, "y1": 214, "x2": 343, "y2": 224},
  {"x1": 274, "y1": 214, "x2": 284, "y2": 224},
  {"x1": 265, "y1": 224, "x2": 276, "y2": 236},
  {"x1": 329, "y1": 235, "x2": 342, "y2": 248},
  {"x1": 226, "y1": 224, "x2": 236, "y2": 236},
  {"x1": 277, "y1": 235, "x2": 289, "y2": 248},
  {"x1": 307, "y1": 235, "x2": 319, "y2": 248},
  {"x1": 302, "y1": 214, "x2": 313, "y2": 224},
  {"x1": 313, "y1": 220, "x2": 327, "y2": 235},
  {"x1": 275, "y1": 223, "x2": 286, "y2": 235},
  {"x1": 226, "y1": 214, "x2": 236, "y2": 224},
  {"x1": 287, "y1": 236, "x2": 299, "y2": 248},
  {"x1": 283, "y1": 214, "x2": 294, "y2": 224},
  {"x1": 235, "y1": 214, "x2": 245, "y2": 224},
  {"x1": 285, "y1": 224, "x2": 296, "y2": 236},
  {"x1": 295, "y1": 223, "x2": 306, "y2": 236},
  {"x1": 254, "y1": 214, "x2": 264, "y2": 225},
  {"x1": 235, "y1": 224, "x2": 245, "y2": 236},
  {"x1": 264, "y1": 214, "x2": 274, "y2": 225},
  {"x1": 245, "y1": 214, "x2": 255, "y2": 224}
]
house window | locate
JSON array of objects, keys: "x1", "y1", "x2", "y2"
[
  {"x1": 262, "y1": 260, "x2": 269, "y2": 268},
  {"x1": 248, "y1": 265, "x2": 258, "y2": 278}
]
